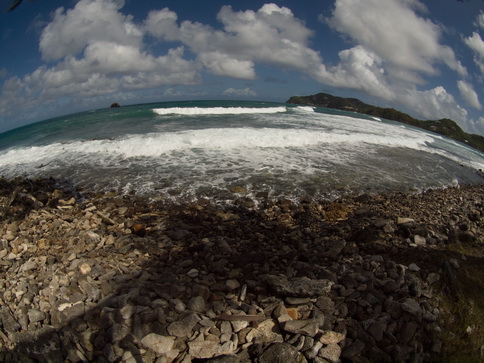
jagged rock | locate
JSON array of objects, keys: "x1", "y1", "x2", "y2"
[
  {"x1": 318, "y1": 343, "x2": 341, "y2": 362},
  {"x1": 282, "y1": 319, "x2": 320, "y2": 337},
  {"x1": 258, "y1": 343, "x2": 308, "y2": 363},
  {"x1": 188, "y1": 339, "x2": 236, "y2": 359},
  {"x1": 0, "y1": 178, "x2": 481, "y2": 362},
  {"x1": 401, "y1": 299, "x2": 421, "y2": 316},
  {"x1": 140, "y1": 334, "x2": 176, "y2": 355},
  {"x1": 167, "y1": 313, "x2": 201, "y2": 337},
  {"x1": 0, "y1": 307, "x2": 21, "y2": 333},
  {"x1": 11, "y1": 327, "x2": 62, "y2": 362},
  {"x1": 263, "y1": 275, "x2": 334, "y2": 297},
  {"x1": 319, "y1": 331, "x2": 345, "y2": 344}
]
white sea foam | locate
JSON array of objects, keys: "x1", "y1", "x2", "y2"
[
  {"x1": 152, "y1": 106, "x2": 287, "y2": 116},
  {"x1": 0, "y1": 105, "x2": 481, "y2": 200},
  {"x1": 294, "y1": 106, "x2": 316, "y2": 113},
  {"x1": 0, "y1": 124, "x2": 440, "y2": 167}
]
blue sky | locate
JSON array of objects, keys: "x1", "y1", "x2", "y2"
[{"x1": 1, "y1": 0, "x2": 484, "y2": 135}]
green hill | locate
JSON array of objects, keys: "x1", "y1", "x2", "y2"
[{"x1": 287, "y1": 93, "x2": 484, "y2": 153}]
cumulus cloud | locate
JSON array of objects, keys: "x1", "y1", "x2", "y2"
[
  {"x1": 0, "y1": 0, "x2": 200, "y2": 121},
  {"x1": 457, "y1": 80, "x2": 482, "y2": 110},
  {"x1": 39, "y1": 0, "x2": 143, "y2": 61},
  {"x1": 0, "y1": 0, "x2": 480, "y2": 135},
  {"x1": 400, "y1": 86, "x2": 468, "y2": 123},
  {"x1": 464, "y1": 32, "x2": 484, "y2": 73},
  {"x1": 222, "y1": 87, "x2": 257, "y2": 97},
  {"x1": 144, "y1": 4, "x2": 324, "y2": 78},
  {"x1": 314, "y1": 46, "x2": 394, "y2": 100},
  {"x1": 327, "y1": 0, "x2": 466, "y2": 77}
]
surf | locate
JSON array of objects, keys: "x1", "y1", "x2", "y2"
[{"x1": 152, "y1": 106, "x2": 287, "y2": 116}]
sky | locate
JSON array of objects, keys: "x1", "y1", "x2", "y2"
[{"x1": 1, "y1": 0, "x2": 484, "y2": 135}]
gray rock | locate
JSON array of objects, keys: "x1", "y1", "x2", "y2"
[
  {"x1": 341, "y1": 339, "x2": 365, "y2": 359},
  {"x1": 187, "y1": 296, "x2": 206, "y2": 313},
  {"x1": 11, "y1": 326, "x2": 63, "y2": 362},
  {"x1": 258, "y1": 343, "x2": 308, "y2": 363},
  {"x1": 315, "y1": 296, "x2": 335, "y2": 312},
  {"x1": 28, "y1": 309, "x2": 46, "y2": 323},
  {"x1": 263, "y1": 275, "x2": 334, "y2": 297},
  {"x1": 367, "y1": 320, "x2": 385, "y2": 341},
  {"x1": 188, "y1": 340, "x2": 236, "y2": 359},
  {"x1": 318, "y1": 343, "x2": 342, "y2": 362},
  {"x1": 319, "y1": 330, "x2": 345, "y2": 344},
  {"x1": 414, "y1": 235, "x2": 426, "y2": 246},
  {"x1": 20, "y1": 258, "x2": 38, "y2": 272},
  {"x1": 427, "y1": 272, "x2": 441, "y2": 286},
  {"x1": 140, "y1": 333, "x2": 176, "y2": 354},
  {"x1": 226, "y1": 279, "x2": 240, "y2": 290},
  {"x1": 401, "y1": 298, "x2": 421, "y2": 316},
  {"x1": 167, "y1": 313, "x2": 201, "y2": 337},
  {"x1": 0, "y1": 307, "x2": 21, "y2": 333},
  {"x1": 304, "y1": 341, "x2": 322, "y2": 360},
  {"x1": 282, "y1": 319, "x2": 320, "y2": 337},
  {"x1": 167, "y1": 229, "x2": 190, "y2": 241}
]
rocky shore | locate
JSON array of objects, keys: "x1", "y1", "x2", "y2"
[{"x1": 0, "y1": 177, "x2": 482, "y2": 362}]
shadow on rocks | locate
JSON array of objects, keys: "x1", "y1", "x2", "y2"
[{"x1": 0, "y1": 178, "x2": 482, "y2": 362}]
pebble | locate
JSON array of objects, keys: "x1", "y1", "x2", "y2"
[{"x1": 0, "y1": 178, "x2": 481, "y2": 363}]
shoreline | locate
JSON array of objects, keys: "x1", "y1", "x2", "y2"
[{"x1": 0, "y1": 177, "x2": 483, "y2": 362}]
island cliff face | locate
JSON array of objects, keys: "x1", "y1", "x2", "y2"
[{"x1": 287, "y1": 93, "x2": 484, "y2": 153}]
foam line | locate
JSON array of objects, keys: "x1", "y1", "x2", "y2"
[{"x1": 152, "y1": 106, "x2": 287, "y2": 116}]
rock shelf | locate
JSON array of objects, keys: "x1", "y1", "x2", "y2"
[{"x1": 0, "y1": 178, "x2": 482, "y2": 362}]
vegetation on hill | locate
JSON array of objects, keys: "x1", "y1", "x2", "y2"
[{"x1": 287, "y1": 93, "x2": 484, "y2": 153}]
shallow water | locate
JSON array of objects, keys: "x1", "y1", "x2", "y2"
[{"x1": 0, "y1": 100, "x2": 482, "y2": 202}]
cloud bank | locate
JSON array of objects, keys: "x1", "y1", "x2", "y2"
[{"x1": 0, "y1": 0, "x2": 482, "y2": 134}]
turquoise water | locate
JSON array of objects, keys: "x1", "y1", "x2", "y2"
[{"x1": 0, "y1": 100, "x2": 482, "y2": 202}]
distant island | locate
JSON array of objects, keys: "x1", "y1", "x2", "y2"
[{"x1": 287, "y1": 93, "x2": 484, "y2": 153}]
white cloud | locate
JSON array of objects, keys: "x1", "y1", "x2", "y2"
[
  {"x1": 39, "y1": 0, "x2": 142, "y2": 61},
  {"x1": 222, "y1": 88, "x2": 257, "y2": 97},
  {"x1": 145, "y1": 4, "x2": 324, "y2": 78},
  {"x1": 400, "y1": 86, "x2": 468, "y2": 123},
  {"x1": 1, "y1": 0, "x2": 481, "y2": 136},
  {"x1": 198, "y1": 52, "x2": 256, "y2": 79},
  {"x1": 314, "y1": 46, "x2": 395, "y2": 101},
  {"x1": 327, "y1": 0, "x2": 466, "y2": 77},
  {"x1": 464, "y1": 32, "x2": 484, "y2": 73},
  {"x1": 475, "y1": 11, "x2": 484, "y2": 29},
  {"x1": 457, "y1": 80, "x2": 482, "y2": 110},
  {"x1": 0, "y1": 0, "x2": 200, "y2": 123}
]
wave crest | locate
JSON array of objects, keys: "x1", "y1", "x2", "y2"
[{"x1": 152, "y1": 106, "x2": 287, "y2": 116}]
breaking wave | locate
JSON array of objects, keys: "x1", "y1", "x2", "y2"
[{"x1": 152, "y1": 106, "x2": 287, "y2": 116}]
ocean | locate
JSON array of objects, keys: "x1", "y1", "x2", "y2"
[{"x1": 0, "y1": 100, "x2": 482, "y2": 203}]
